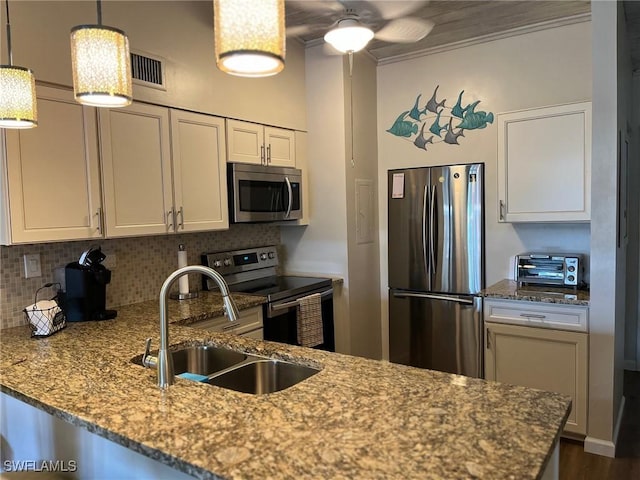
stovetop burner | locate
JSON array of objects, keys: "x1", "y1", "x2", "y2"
[{"x1": 229, "y1": 275, "x2": 333, "y2": 302}]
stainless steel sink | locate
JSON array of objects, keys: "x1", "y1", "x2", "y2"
[
  {"x1": 207, "y1": 359, "x2": 319, "y2": 394},
  {"x1": 133, "y1": 344, "x2": 319, "y2": 393},
  {"x1": 172, "y1": 345, "x2": 247, "y2": 376}
]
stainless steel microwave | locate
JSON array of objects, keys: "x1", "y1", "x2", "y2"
[{"x1": 228, "y1": 163, "x2": 302, "y2": 223}]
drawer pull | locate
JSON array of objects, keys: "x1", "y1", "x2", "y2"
[{"x1": 520, "y1": 313, "x2": 546, "y2": 319}]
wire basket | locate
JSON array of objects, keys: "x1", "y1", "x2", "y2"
[{"x1": 23, "y1": 283, "x2": 66, "y2": 338}]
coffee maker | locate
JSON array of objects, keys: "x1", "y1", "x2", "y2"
[{"x1": 63, "y1": 246, "x2": 117, "y2": 321}]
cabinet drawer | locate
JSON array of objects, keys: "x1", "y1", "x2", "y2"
[{"x1": 484, "y1": 299, "x2": 588, "y2": 332}]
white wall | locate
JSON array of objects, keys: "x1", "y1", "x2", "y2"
[
  {"x1": 344, "y1": 54, "x2": 382, "y2": 359},
  {"x1": 3, "y1": 1, "x2": 306, "y2": 130},
  {"x1": 376, "y1": 21, "x2": 592, "y2": 359},
  {"x1": 280, "y1": 46, "x2": 351, "y2": 353}
]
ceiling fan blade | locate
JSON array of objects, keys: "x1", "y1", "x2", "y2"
[
  {"x1": 286, "y1": 0, "x2": 345, "y2": 14},
  {"x1": 286, "y1": 24, "x2": 314, "y2": 37},
  {"x1": 374, "y1": 17, "x2": 434, "y2": 43},
  {"x1": 372, "y1": 0, "x2": 430, "y2": 20}
]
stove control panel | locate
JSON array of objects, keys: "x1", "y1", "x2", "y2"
[{"x1": 201, "y1": 246, "x2": 279, "y2": 276}]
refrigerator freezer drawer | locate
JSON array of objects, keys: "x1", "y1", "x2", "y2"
[{"x1": 389, "y1": 290, "x2": 483, "y2": 378}]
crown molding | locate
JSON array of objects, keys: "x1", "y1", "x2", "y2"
[{"x1": 376, "y1": 12, "x2": 591, "y2": 67}]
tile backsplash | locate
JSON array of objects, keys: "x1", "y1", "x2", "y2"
[{"x1": 0, "y1": 225, "x2": 279, "y2": 329}]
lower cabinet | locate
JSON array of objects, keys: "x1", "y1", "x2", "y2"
[{"x1": 485, "y1": 321, "x2": 588, "y2": 435}]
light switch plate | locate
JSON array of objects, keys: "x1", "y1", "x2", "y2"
[{"x1": 24, "y1": 253, "x2": 42, "y2": 278}]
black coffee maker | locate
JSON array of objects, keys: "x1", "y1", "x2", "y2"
[{"x1": 63, "y1": 246, "x2": 117, "y2": 322}]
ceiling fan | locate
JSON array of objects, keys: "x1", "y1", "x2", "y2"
[{"x1": 287, "y1": 0, "x2": 435, "y2": 54}]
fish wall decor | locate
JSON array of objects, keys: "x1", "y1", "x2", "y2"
[{"x1": 386, "y1": 86, "x2": 494, "y2": 152}]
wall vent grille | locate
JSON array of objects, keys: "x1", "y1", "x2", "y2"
[{"x1": 131, "y1": 52, "x2": 165, "y2": 90}]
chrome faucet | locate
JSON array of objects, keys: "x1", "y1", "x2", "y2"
[{"x1": 142, "y1": 265, "x2": 240, "y2": 388}]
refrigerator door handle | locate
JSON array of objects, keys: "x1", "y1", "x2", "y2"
[
  {"x1": 430, "y1": 185, "x2": 436, "y2": 275},
  {"x1": 422, "y1": 185, "x2": 429, "y2": 275},
  {"x1": 391, "y1": 291, "x2": 474, "y2": 305}
]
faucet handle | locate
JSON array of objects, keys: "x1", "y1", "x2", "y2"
[{"x1": 142, "y1": 338, "x2": 157, "y2": 369}]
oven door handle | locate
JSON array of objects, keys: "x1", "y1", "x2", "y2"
[{"x1": 268, "y1": 288, "x2": 333, "y2": 314}]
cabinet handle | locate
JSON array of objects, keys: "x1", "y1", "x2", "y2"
[
  {"x1": 486, "y1": 328, "x2": 491, "y2": 350},
  {"x1": 167, "y1": 209, "x2": 174, "y2": 231},
  {"x1": 267, "y1": 144, "x2": 272, "y2": 164},
  {"x1": 499, "y1": 200, "x2": 505, "y2": 221},
  {"x1": 177, "y1": 206, "x2": 184, "y2": 229},
  {"x1": 95, "y1": 207, "x2": 103, "y2": 234},
  {"x1": 520, "y1": 313, "x2": 546, "y2": 319},
  {"x1": 260, "y1": 145, "x2": 265, "y2": 165}
]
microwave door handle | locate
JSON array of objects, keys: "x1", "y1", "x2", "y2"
[{"x1": 284, "y1": 176, "x2": 293, "y2": 218}]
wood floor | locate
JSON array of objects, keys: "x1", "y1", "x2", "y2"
[{"x1": 559, "y1": 370, "x2": 640, "y2": 480}]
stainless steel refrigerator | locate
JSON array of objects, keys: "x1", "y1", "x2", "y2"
[{"x1": 388, "y1": 163, "x2": 484, "y2": 378}]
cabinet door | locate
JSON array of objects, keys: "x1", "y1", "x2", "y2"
[
  {"x1": 226, "y1": 119, "x2": 264, "y2": 165},
  {"x1": 497, "y1": 102, "x2": 591, "y2": 222},
  {"x1": 99, "y1": 103, "x2": 173, "y2": 237},
  {"x1": 3, "y1": 86, "x2": 102, "y2": 243},
  {"x1": 485, "y1": 322, "x2": 588, "y2": 435},
  {"x1": 170, "y1": 111, "x2": 228, "y2": 232},
  {"x1": 265, "y1": 126, "x2": 295, "y2": 167}
]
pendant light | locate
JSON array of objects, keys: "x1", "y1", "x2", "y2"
[
  {"x1": 0, "y1": 0, "x2": 37, "y2": 129},
  {"x1": 70, "y1": 0, "x2": 132, "y2": 107},
  {"x1": 214, "y1": 0, "x2": 285, "y2": 77}
]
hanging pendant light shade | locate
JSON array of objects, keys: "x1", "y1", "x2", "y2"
[
  {"x1": 70, "y1": 0, "x2": 132, "y2": 107},
  {"x1": 0, "y1": 0, "x2": 37, "y2": 129},
  {"x1": 214, "y1": 0, "x2": 285, "y2": 77}
]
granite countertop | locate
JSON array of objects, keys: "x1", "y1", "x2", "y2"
[
  {"x1": 482, "y1": 279, "x2": 590, "y2": 306},
  {"x1": 0, "y1": 292, "x2": 571, "y2": 479}
]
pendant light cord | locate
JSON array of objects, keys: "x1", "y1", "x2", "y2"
[
  {"x1": 96, "y1": 0, "x2": 102, "y2": 25},
  {"x1": 4, "y1": 0, "x2": 12, "y2": 65}
]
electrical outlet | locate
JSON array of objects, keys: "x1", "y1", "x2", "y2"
[{"x1": 23, "y1": 253, "x2": 42, "y2": 278}]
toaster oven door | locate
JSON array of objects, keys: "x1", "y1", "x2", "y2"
[{"x1": 516, "y1": 256, "x2": 565, "y2": 286}]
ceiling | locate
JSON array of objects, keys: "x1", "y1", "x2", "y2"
[{"x1": 286, "y1": 0, "x2": 639, "y2": 70}]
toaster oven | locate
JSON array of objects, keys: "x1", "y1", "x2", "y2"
[{"x1": 515, "y1": 253, "x2": 584, "y2": 288}]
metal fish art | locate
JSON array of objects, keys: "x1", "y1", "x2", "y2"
[
  {"x1": 414, "y1": 123, "x2": 434, "y2": 150},
  {"x1": 429, "y1": 110, "x2": 447, "y2": 137},
  {"x1": 386, "y1": 87, "x2": 493, "y2": 153},
  {"x1": 425, "y1": 85, "x2": 446, "y2": 114},
  {"x1": 387, "y1": 111, "x2": 419, "y2": 137},
  {"x1": 409, "y1": 94, "x2": 426, "y2": 121},
  {"x1": 444, "y1": 118, "x2": 464, "y2": 145},
  {"x1": 456, "y1": 101, "x2": 495, "y2": 130},
  {"x1": 451, "y1": 91, "x2": 467, "y2": 118}
]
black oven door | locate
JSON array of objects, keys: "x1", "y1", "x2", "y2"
[
  {"x1": 229, "y1": 163, "x2": 302, "y2": 223},
  {"x1": 263, "y1": 288, "x2": 335, "y2": 352}
]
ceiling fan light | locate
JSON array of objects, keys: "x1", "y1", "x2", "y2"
[
  {"x1": 324, "y1": 19, "x2": 374, "y2": 53},
  {"x1": 70, "y1": 25, "x2": 132, "y2": 107},
  {"x1": 214, "y1": 0, "x2": 285, "y2": 77},
  {"x1": 0, "y1": 65, "x2": 37, "y2": 128}
]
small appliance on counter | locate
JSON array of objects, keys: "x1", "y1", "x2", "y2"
[
  {"x1": 515, "y1": 253, "x2": 585, "y2": 288},
  {"x1": 60, "y1": 246, "x2": 117, "y2": 322}
]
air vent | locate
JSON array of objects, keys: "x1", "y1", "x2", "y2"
[{"x1": 131, "y1": 52, "x2": 166, "y2": 90}]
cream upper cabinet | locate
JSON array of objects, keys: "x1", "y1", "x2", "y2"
[
  {"x1": 99, "y1": 103, "x2": 173, "y2": 237},
  {"x1": 226, "y1": 119, "x2": 295, "y2": 167},
  {"x1": 484, "y1": 298, "x2": 589, "y2": 436},
  {"x1": 0, "y1": 85, "x2": 102, "y2": 244},
  {"x1": 497, "y1": 102, "x2": 591, "y2": 223},
  {"x1": 170, "y1": 110, "x2": 228, "y2": 232},
  {"x1": 100, "y1": 104, "x2": 228, "y2": 238}
]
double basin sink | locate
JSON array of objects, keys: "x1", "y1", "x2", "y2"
[{"x1": 134, "y1": 345, "x2": 320, "y2": 394}]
